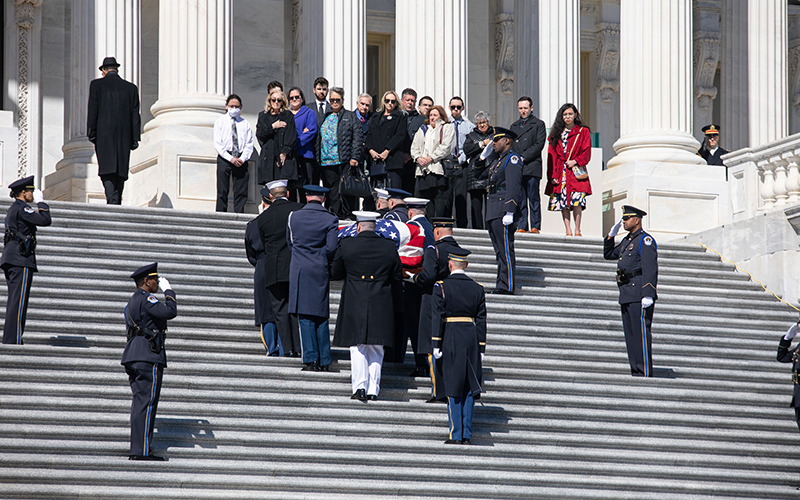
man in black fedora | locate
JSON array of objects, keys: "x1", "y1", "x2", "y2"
[{"x1": 87, "y1": 56, "x2": 141, "y2": 204}]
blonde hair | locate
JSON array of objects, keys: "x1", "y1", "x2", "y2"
[
  {"x1": 265, "y1": 88, "x2": 288, "y2": 113},
  {"x1": 379, "y1": 90, "x2": 400, "y2": 114}
]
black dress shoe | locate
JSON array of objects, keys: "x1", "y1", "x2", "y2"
[
  {"x1": 461, "y1": 438, "x2": 471, "y2": 445},
  {"x1": 351, "y1": 388, "x2": 367, "y2": 401},
  {"x1": 319, "y1": 364, "x2": 330, "y2": 372},
  {"x1": 490, "y1": 288, "x2": 514, "y2": 295},
  {"x1": 290, "y1": 351, "x2": 301, "y2": 358},
  {"x1": 367, "y1": 394, "x2": 378, "y2": 401},
  {"x1": 444, "y1": 439, "x2": 462, "y2": 445},
  {"x1": 129, "y1": 454, "x2": 166, "y2": 461},
  {"x1": 426, "y1": 396, "x2": 447, "y2": 404},
  {"x1": 301, "y1": 362, "x2": 320, "y2": 372},
  {"x1": 408, "y1": 367, "x2": 429, "y2": 378}
]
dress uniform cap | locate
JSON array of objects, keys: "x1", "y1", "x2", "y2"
[
  {"x1": 404, "y1": 197, "x2": 429, "y2": 208},
  {"x1": 621, "y1": 205, "x2": 647, "y2": 218},
  {"x1": 352, "y1": 211, "x2": 380, "y2": 222},
  {"x1": 99, "y1": 56, "x2": 121, "y2": 70},
  {"x1": 492, "y1": 127, "x2": 518, "y2": 141},
  {"x1": 266, "y1": 179, "x2": 288, "y2": 190},
  {"x1": 303, "y1": 185, "x2": 330, "y2": 195},
  {"x1": 431, "y1": 217, "x2": 455, "y2": 228},
  {"x1": 448, "y1": 248, "x2": 471, "y2": 262},
  {"x1": 260, "y1": 186, "x2": 271, "y2": 200},
  {"x1": 374, "y1": 188, "x2": 389, "y2": 200},
  {"x1": 385, "y1": 188, "x2": 412, "y2": 199},
  {"x1": 702, "y1": 124, "x2": 721, "y2": 135},
  {"x1": 130, "y1": 262, "x2": 158, "y2": 281},
  {"x1": 8, "y1": 176, "x2": 35, "y2": 193}
]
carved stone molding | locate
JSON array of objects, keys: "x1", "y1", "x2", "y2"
[
  {"x1": 693, "y1": 31, "x2": 720, "y2": 112},
  {"x1": 594, "y1": 23, "x2": 620, "y2": 104},
  {"x1": 13, "y1": 0, "x2": 42, "y2": 178},
  {"x1": 580, "y1": 1, "x2": 599, "y2": 15},
  {"x1": 292, "y1": 0, "x2": 300, "y2": 72},
  {"x1": 789, "y1": 40, "x2": 800, "y2": 117},
  {"x1": 495, "y1": 13, "x2": 514, "y2": 95}
]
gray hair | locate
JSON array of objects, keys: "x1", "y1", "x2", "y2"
[
  {"x1": 358, "y1": 93, "x2": 372, "y2": 103},
  {"x1": 330, "y1": 86, "x2": 345, "y2": 99},
  {"x1": 474, "y1": 111, "x2": 491, "y2": 124}
]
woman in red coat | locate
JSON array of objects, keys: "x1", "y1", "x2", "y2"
[{"x1": 544, "y1": 103, "x2": 592, "y2": 236}]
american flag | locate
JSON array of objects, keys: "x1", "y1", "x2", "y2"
[{"x1": 338, "y1": 219, "x2": 425, "y2": 268}]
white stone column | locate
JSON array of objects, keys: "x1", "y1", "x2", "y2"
[
  {"x1": 395, "y1": 0, "x2": 468, "y2": 110},
  {"x1": 748, "y1": 0, "x2": 787, "y2": 147},
  {"x1": 719, "y1": 0, "x2": 749, "y2": 151},
  {"x1": 145, "y1": 0, "x2": 231, "y2": 131},
  {"x1": 295, "y1": 0, "x2": 324, "y2": 96},
  {"x1": 537, "y1": 0, "x2": 579, "y2": 126},
  {"x1": 322, "y1": 0, "x2": 365, "y2": 109},
  {"x1": 513, "y1": 0, "x2": 537, "y2": 116},
  {"x1": 608, "y1": 0, "x2": 703, "y2": 167},
  {"x1": 47, "y1": 0, "x2": 142, "y2": 202},
  {"x1": 692, "y1": 3, "x2": 720, "y2": 140}
]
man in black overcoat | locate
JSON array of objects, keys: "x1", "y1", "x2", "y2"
[
  {"x1": 603, "y1": 205, "x2": 658, "y2": 377},
  {"x1": 509, "y1": 96, "x2": 546, "y2": 233},
  {"x1": 245, "y1": 187, "x2": 279, "y2": 356},
  {"x1": 122, "y1": 263, "x2": 177, "y2": 461},
  {"x1": 331, "y1": 211, "x2": 403, "y2": 401},
  {"x1": 431, "y1": 248, "x2": 486, "y2": 444},
  {"x1": 257, "y1": 180, "x2": 303, "y2": 357},
  {"x1": 1, "y1": 176, "x2": 51, "y2": 344},
  {"x1": 87, "y1": 57, "x2": 141, "y2": 204}
]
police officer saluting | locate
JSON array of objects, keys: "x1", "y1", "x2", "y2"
[
  {"x1": 603, "y1": 205, "x2": 658, "y2": 377},
  {"x1": 476, "y1": 127, "x2": 523, "y2": 294},
  {"x1": 122, "y1": 263, "x2": 177, "y2": 461},
  {"x1": 1, "y1": 176, "x2": 51, "y2": 344}
]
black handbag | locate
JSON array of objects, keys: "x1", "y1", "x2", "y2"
[
  {"x1": 441, "y1": 158, "x2": 462, "y2": 179},
  {"x1": 340, "y1": 164, "x2": 372, "y2": 198},
  {"x1": 370, "y1": 160, "x2": 387, "y2": 177}
]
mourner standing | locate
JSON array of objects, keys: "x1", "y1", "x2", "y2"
[
  {"x1": 331, "y1": 211, "x2": 403, "y2": 401},
  {"x1": 245, "y1": 187, "x2": 280, "y2": 356},
  {"x1": 431, "y1": 248, "x2": 486, "y2": 444},
  {"x1": 476, "y1": 127, "x2": 523, "y2": 295},
  {"x1": 1, "y1": 176, "x2": 51, "y2": 345},
  {"x1": 122, "y1": 263, "x2": 177, "y2": 461},
  {"x1": 214, "y1": 94, "x2": 255, "y2": 213},
  {"x1": 777, "y1": 320, "x2": 800, "y2": 432},
  {"x1": 603, "y1": 205, "x2": 658, "y2": 377},
  {"x1": 287, "y1": 185, "x2": 339, "y2": 372},
  {"x1": 510, "y1": 97, "x2": 546, "y2": 234}
]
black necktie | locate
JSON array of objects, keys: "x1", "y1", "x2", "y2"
[{"x1": 319, "y1": 102, "x2": 325, "y2": 114}]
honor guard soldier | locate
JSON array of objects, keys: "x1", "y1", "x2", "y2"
[
  {"x1": 410, "y1": 217, "x2": 463, "y2": 402},
  {"x1": 431, "y1": 247, "x2": 487, "y2": 444},
  {"x1": 603, "y1": 205, "x2": 658, "y2": 377},
  {"x1": 777, "y1": 321, "x2": 800, "y2": 433},
  {"x1": 245, "y1": 187, "x2": 280, "y2": 356},
  {"x1": 383, "y1": 188, "x2": 412, "y2": 222},
  {"x1": 122, "y1": 263, "x2": 177, "y2": 461},
  {"x1": 476, "y1": 127, "x2": 523, "y2": 294},
  {"x1": 1, "y1": 176, "x2": 51, "y2": 344},
  {"x1": 374, "y1": 188, "x2": 391, "y2": 217},
  {"x1": 698, "y1": 124, "x2": 729, "y2": 167}
]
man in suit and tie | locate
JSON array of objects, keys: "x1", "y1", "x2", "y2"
[
  {"x1": 87, "y1": 56, "x2": 141, "y2": 205},
  {"x1": 312, "y1": 77, "x2": 332, "y2": 126}
]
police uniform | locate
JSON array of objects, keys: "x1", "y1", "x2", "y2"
[
  {"x1": 122, "y1": 263, "x2": 177, "y2": 460},
  {"x1": 412, "y1": 218, "x2": 462, "y2": 401},
  {"x1": 777, "y1": 329, "x2": 800, "y2": 432},
  {"x1": 1, "y1": 176, "x2": 51, "y2": 344},
  {"x1": 245, "y1": 187, "x2": 279, "y2": 356},
  {"x1": 431, "y1": 248, "x2": 486, "y2": 444},
  {"x1": 603, "y1": 205, "x2": 658, "y2": 377},
  {"x1": 478, "y1": 127, "x2": 523, "y2": 294},
  {"x1": 698, "y1": 124, "x2": 729, "y2": 167},
  {"x1": 383, "y1": 188, "x2": 411, "y2": 222}
]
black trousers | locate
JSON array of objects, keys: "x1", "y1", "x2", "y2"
[
  {"x1": 100, "y1": 174, "x2": 125, "y2": 205},
  {"x1": 267, "y1": 282, "x2": 300, "y2": 354},
  {"x1": 487, "y1": 218, "x2": 516, "y2": 292},
  {"x1": 418, "y1": 185, "x2": 449, "y2": 218},
  {"x1": 3, "y1": 266, "x2": 33, "y2": 344},
  {"x1": 469, "y1": 190, "x2": 485, "y2": 230},
  {"x1": 519, "y1": 175, "x2": 542, "y2": 231},
  {"x1": 401, "y1": 162, "x2": 417, "y2": 195},
  {"x1": 387, "y1": 170, "x2": 403, "y2": 190},
  {"x1": 450, "y1": 169, "x2": 468, "y2": 228},
  {"x1": 216, "y1": 156, "x2": 249, "y2": 213},
  {"x1": 320, "y1": 163, "x2": 355, "y2": 218},
  {"x1": 402, "y1": 283, "x2": 427, "y2": 368},
  {"x1": 298, "y1": 156, "x2": 320, "y2": 186},
  {"x1": 125, "y1": 361, "x2": 164, "y2": 456},
  {"x1": 620, "y1": 302, "x2": 654, "y2": 377}
]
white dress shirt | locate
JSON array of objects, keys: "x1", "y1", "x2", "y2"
[{"x1": 213, "y1": 114, "x2": 254, "y2": 162}]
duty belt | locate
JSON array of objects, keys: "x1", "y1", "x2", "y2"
[
  {"x1": 446, "y1": 317, "x2": 475, "y2": 323},
  {"x1": 486, "y1": 182, "x2": 506, "y2": 195},
  {"x1": 616, "y1": 268, "x2": 642, "y2": 285}
]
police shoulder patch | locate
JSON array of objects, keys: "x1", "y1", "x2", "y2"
[
  {"x1": 510, "y1": 155, "x2": 519, "y2": 164},
  {"x1": 147, "y1": 295, "x2": 159, "y2": 304},
  {"x1": 644, "y1": 236, "x2": 653, "y2": 246},
  {"x1": 23, "y1": 207, "x2": 35, "y2": 214}
]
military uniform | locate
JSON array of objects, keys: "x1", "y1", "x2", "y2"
[
  {"x1": 122, "y1": 263, "x2": 177, "y2": 460},
  {"x1": 603, "y1": 207, "x2": 658, "y2": 377},
  {"x1": 431, "y1": 250, "x2": 486, "y2": 444},
  {"x1": 777, "y1": 332, "x2": 800, "y2": 432},
  {"x1": 1, "y1": 176, "x2": 51, "y2": 344},
  {"x1": 477, "y1": 130, "x2": 523, "y2": 293},
  {"x1": 245, "y1": 201, "x2": 279, "y2": 355},
  {"x1": 698, "y1": 146, "x2": 730, "y2": 166},
  {"x1": 383, "y1": 188, "x2": 411, "y2": 222}
]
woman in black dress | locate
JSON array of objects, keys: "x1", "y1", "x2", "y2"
[{"x1": 256, "y1": 88, "x2": 298, "y2": 192}]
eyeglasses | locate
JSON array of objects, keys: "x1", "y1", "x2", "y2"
[
  {"x1": 329, "y1": 98, "x2": 342, "y2": 103},
  {"x1": 384, "y1": 99, "x2": 397, "y2": 104},
  {"x1": 289, "y1": 95, "x2": 302, "y2": 101},
  {"x1": 270, "y1": 98, "x2": 283, "y2": 103},
  {"x1": 450, "y1": 105, "x2": 463, "y2": 110},
  {"x1": 621, "y1": 216, "x2": 634, "y2": 221}
]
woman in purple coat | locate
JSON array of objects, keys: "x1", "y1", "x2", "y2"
[{"x1": 289, "y1": 87, "x2": 319, "y2": 191}]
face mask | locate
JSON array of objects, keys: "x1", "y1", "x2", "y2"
[{"x1": 227, "y1": 107, "x2": 240, "y2": 118}]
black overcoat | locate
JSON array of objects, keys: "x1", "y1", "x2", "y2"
[
  {"x1": 256, "y1": 110, "x2": 298, "y2": 184},
  {"x1": 87, "y1": 72, "x2": 141, "y2": 179},
  {"x1": 331, "y1": 231, "x2": 403, "y2": 348},
  {"x1": 257, "y1": 198, "x2": 303, "y2": 287},
  {"x1": 245, "y1": 219, "x2": 276, "y2": 325},
  {"x1": 365, "y1": 110, "x2": 408, "y2": 172},
  {"x1": 0, "y1": 199, "x2": 51, "y2": 271},
  {"x1": 509, "y1": 115, "x2": 546, "y2": 178}
]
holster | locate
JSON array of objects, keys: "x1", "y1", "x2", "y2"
[
  {"x1": 5, "y1": 230, "x2": 36, "y2": 257},
  {"x1": 126, "y1": 323, "x2": 166, "y2": 354}
]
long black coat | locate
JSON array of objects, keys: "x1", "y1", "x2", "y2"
[
  {"x1": 256, "y1": 110, "x2": 298, "y2": 184},
  {"x1": 365, "y1": 110, "x2": 408, "y2": 172},
  {"x1": 331, "y1": 231, "x2": 403, "y2": 348},
  {"x1": 463, "y1": 128, "x2": 497, "y2": 192},
  {"x1": 509, "y1": 116, "x2": 546, "y2": 178},
  {"x1": 256, "y1": 198, "x2": 303, "y2": 287},
  {"x1": 245, "y1": 219, "x2": 276, "y2": 325},
  {"x1": 0, "y1": 199, "x2": 51, "y2": 271},
  {"x1": 87, "y1": 72, "x2": 141, "y2": 179}
]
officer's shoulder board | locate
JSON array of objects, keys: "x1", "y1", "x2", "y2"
[{"x1": 147, "y1": 295, "x2": 159, "y2": 304}]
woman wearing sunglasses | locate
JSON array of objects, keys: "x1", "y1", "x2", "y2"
[
  {"x1": 256, "y1": 88, "x2": 298, "y2": 195},
  {"x1": 366, "y1": 90, "x2": 407, "y2": 190}
]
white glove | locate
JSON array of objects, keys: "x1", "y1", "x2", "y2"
[
  {"x1": 480, "y1": 353, "x2": 484, "y2": 362},
  {"x1": 158, "y1": 277, "x2": 172, "y2": 291},
  {"x1": 641, "y1": 297, "x2": 653, "y2": 308},
  {"x1": 608, "y1": 218, "x2": 623, "y2": 238},
  {"x1": 786, "y1": 323, "x2": 799, "y2": 341},
  {"x1": 32, "y1": 189, "x2": 44, "y2": 204},
  {"x1": 404, "y1": 272, "x2": 416, "y2": 283},
  {"x1": 433, "y1": 348, "x2": 442, "y2": 359},
  {"x1": 502, "y1": 212, "x2": 514, "y2": 226},
  {"x1": 479, "y1": 142, "x2": 494, "y2": 160}
]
